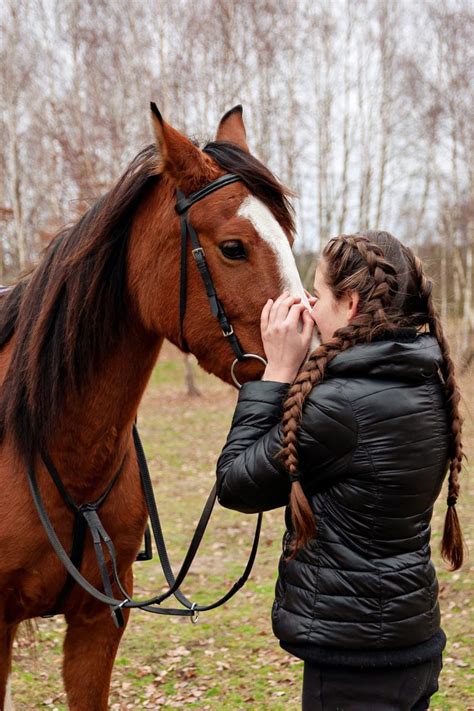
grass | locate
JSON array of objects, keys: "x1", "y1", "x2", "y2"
[{"x1": 10, "y1": 342, "x2": 473, "y2": 709}]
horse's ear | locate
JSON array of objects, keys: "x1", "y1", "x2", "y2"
[
  {"x1": 150, "y1": 102, "x2": 209, "y2": 181},
  {"x1": 215, "y1": 105, "x2": 249, "y2": 152},
  {"x1": 150, "y1": 103, "x2": 167, "y2": 171}
]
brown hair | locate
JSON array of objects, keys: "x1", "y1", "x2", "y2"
[
  {"x1": 0, "y1": 145, "x2": 160, "y2": 467},
  {"x1": 281, "y1": 231, "x2": 464, "y2": 570}
]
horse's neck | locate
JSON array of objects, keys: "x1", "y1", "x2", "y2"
[{"x1": 50, "y1": 322, "x2": 162, "y2": 497}]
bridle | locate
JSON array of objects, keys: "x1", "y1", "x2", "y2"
[
  {"x1": 175, "y1": 173, "x2": 267, "y2": 387},
  {"x1": 28, "y1": 174, "x2": 271, "y2": 626}
]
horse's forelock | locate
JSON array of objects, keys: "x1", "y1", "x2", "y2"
[{"x1": 203, "y1": 142, "x2": 295, "y2": 237}]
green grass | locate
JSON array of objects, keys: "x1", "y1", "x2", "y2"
[{"x1": 10, "y1": 345, "x2": 473, "y2": 709}]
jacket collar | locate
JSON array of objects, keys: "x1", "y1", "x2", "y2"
[{"x1": 326, "y1": 332, "x2": 443, "y2": 382}]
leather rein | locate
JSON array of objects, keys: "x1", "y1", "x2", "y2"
[{"x1": 28, "y1": 173, "x2": 267, "y2": 627}]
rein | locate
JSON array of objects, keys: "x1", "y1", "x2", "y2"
[
  {"x1": 32, "y1": 426, "x2": 261, "y2": 627},
  {"x1": 29, "y1": 173, "x2": 268, "y2": 626}
]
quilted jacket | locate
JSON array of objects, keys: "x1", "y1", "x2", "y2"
[{"x1": 216, "y1": 332, "x2": 450, "y2": 667}]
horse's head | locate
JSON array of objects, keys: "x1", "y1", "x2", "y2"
[{"x1": 128, "y1": 105, "x2": 309, "y2": 386}]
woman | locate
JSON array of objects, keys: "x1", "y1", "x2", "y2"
[{"x1": 216, "y1": 231, "x2": 464, "y2": 710}]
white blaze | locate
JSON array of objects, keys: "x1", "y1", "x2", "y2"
[{"x1": 238, "y1": 196, "x2": 310, "y2": 308}]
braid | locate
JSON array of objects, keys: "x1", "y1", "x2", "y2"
[
  {"x1": 281, "y1": 335, "x2": 355, "y2": 551},
  {"x1": 408, "y1": 249, "x2": 464, "y2": 570},
  {"x1": 280, "y1": 234, "x2": 399, "y2": 556},
  {"x1": 280, "y1": 232, "x2": 464, "y2": 568}
]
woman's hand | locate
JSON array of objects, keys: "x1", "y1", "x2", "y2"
[{"x1": 260, "y1": 291, "x2": 314, "y2": 383}]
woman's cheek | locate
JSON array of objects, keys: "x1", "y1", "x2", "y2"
[{"x1": 311, "y1": 307, "x2": 325, "y2": 339}]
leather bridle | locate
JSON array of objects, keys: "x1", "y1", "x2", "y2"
[
  {"x1": 28, "y1": 174, "x2": 270, "y2": 626},
  {"x1": 175, "y1": 173, "x2": 267, "y2": 386}
]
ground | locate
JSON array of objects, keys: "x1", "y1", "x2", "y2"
[{"x1": 10, "y1": 343, "x2": 473, "y2": 710}]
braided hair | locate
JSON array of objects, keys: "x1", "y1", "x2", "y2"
[
  {"x1": 280, "y1": 231, "x2": 464, "y2": 569},
  {"x1": 402, "y1": 247, "x2": 464, "y2": 570}
]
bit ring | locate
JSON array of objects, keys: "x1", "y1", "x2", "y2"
[{"x1": 231, "y1": 354, "x2": 268, "y2": 389}]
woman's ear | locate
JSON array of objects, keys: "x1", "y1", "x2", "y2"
[{"x1": 348, "y1": 291, "x2": 360, "y2": 320}]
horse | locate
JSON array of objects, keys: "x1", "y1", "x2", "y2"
[{"x1": 0, "y1": 105, "x2": 308, "y2": 710}]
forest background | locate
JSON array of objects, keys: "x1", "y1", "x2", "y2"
[
  {"x1": 1, "y1": 0, "x2": 473, "y2": 368},
  {"x1": 1, "y1": 1, "x2": 473, "y2": 709}
]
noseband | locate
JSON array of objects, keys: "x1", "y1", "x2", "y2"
[{"x1": 175, "y1": 174, "x2": 267, "y2": 387}]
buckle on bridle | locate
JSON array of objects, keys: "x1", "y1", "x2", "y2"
[
  {"x1": 192, "y1": 247, "x2": 205, "y2": 258},
  {"x1": 222, "y1": 324, "x2": 234, "y2": 337}
]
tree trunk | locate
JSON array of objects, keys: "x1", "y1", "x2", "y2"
[{"x1": 184, "y1": 354, "x2": 201, "y2": 397}]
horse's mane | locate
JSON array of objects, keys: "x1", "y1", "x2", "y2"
[
  {"x1": 203, "y1": 141, "x2": 295, "y2": 235},
  {"x1": 0, "y1": 145, "x2": 160, "y2": 463},
  {"x1": 0, "y1": 140, "x2": 294, "y2": 464}
]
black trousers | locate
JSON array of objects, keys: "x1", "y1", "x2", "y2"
[{"x1": 302, "y1": 656, "x2": 443, "y2": 711}]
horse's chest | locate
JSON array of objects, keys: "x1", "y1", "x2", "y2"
[{"x1": 2, "y1": 493, "x2": 146, "y2": 623}]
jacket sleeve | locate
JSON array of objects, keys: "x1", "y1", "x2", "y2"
[
  {"x1": 216, "y1": 381, "x2": 291, "y2": 514},
  {"x1": 216, "y1": 379, "x2": 358, "y2": 514}
]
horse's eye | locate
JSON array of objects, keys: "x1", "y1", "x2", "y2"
[{"x1": 220, "y1": 240, "x2": 247, "y2": 260}]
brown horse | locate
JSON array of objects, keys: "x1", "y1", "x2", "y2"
[{"x1": 0, "y1": 106, "x2": 308, "y2": 710}]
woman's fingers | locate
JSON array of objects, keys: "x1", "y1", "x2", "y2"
[
  {"x1": 261, "y1": 290, "x2": 292, "y2": 330},
  {"x1": 273, "y1": 293, "x2": 301, "y2": 324},
  {"x1": 285, "y1": 302, "x2": 307, "y2": 327},
  {"x1": 260, "y1": 295, "x2": 314, "y2": 381},
  {"x1": 273, "y1": 290, "x2": 289, "y2": 306},
  {"x1": 260, "y1": 299, "x2": 273, "y2": 332},
  {"x1": 268, "y1": 290, "x2": 289, "y2": 322},
  {"x1": 263, "y1": 291, "x2": 309, "y2": 336},
  {"x1": 301, "y1": 308, "x2": 315, "y2": 343},
  {"x1": 286, "y1": 304, "x2": 314, "y2": 344},
  {"x1": 262, "y1": 291, "x2": 300, "y2": 332}
]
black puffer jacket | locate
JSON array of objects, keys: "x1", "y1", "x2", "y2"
[{"x1": 216, "y1": 332, "x2": 450, "y2": 668}]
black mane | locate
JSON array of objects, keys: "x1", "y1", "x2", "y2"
[{"x1": 204, "y1": 141, "x2": 295, "y2": 235}]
